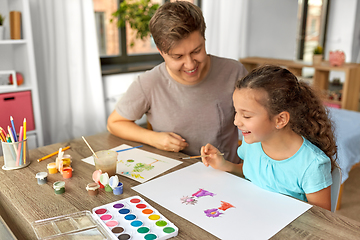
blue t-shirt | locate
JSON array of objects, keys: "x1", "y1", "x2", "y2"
[{"x1": 238, "y1": 137, "x2": 332, "y2": 202}]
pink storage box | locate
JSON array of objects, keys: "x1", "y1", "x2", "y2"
[
  {"x1": 0, "y1": 91, "x2": 35, "y2": 133},
  {"x1": 323, "y1": 101, "x2": 341, "y2": 109}
]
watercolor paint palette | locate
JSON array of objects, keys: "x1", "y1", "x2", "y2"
[{"x1": 92, "y1": 196, "x2": 178, "y2": 240}]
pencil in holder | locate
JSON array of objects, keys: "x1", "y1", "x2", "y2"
[{"x1": 1, "y1": 139, "x2": 30, "y2": 170}]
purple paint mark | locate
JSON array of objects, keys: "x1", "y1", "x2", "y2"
[
  {"x1": 204, "y1": 208, "x2": 222, "y2": 218},
  {"x1": 192, "y1": 189, "x2": 215, "y2": 198}
]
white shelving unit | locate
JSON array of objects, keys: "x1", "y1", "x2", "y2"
[{"x1": 0, "y1": 0, "x2": 43, "y2": 152}]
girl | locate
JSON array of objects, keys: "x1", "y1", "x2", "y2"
[{"x1": 201, "y1": 65, "x2": 337, "y2": 211}]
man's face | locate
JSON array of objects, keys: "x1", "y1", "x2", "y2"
[{"x1": 159, "y1": 31, "x2": 210, "y2": 85}]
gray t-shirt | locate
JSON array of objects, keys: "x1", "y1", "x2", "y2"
[{"x1": 116, "y1": 55, "x2": 247, "y2": 163}]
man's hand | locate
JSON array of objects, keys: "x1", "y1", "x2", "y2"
[{"x1": 150, "y1": 132, "x2": 188, "y2": 152}]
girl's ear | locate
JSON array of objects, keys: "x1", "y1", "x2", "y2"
[{"x1": 275, "y1": 111, "x2": 290, "y2": 129}]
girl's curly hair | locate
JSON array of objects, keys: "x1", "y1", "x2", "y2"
[{"x1": 235, "y1": 65, "x2": 337, "y2": 170}]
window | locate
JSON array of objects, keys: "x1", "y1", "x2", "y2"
[
  {"x1": 296, "y1": 0, "x2": 330, "y2": 62},
  {"x1": 93, "y1": 0, "x2": 201, "y2": 75}
]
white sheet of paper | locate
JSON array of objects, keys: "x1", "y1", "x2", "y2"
[
  {"x1": 132, "y1": 162, "x2": 312, "y2": 240},
  {"x1": 82, "y1": 144, "x2": 182, "y2": 183}
]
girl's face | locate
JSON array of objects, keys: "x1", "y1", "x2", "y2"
[
  {"x1": 159, "y1": 31, "x2": 210, "y2": 85},
  {"x1": 233, "y1": 88, "x2": 278, "y2": 144}
]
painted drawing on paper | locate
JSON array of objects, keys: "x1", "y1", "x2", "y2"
[
  {"x1": 114, "y1": 144, "x2": 182, "y2": 183},
  {"x1": 181, "y1": 188, "x2": 235, "y2": 218},
  {"x1": 118, "y1": 158, "x2": 163, "y2": 181},
  {"x1": 82, "y1": 144, "x2": 182, "y2": 183}
]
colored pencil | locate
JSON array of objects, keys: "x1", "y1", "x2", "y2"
[
  {"x1": 23, "y1": 118, "x2": 27, "y2": 164},
  {"x1": 0, "y1": 127, "x2": 7, "y2": 142},
  {"x1": 0, "y1": 131, "x2": 5, "y2": 142},
  {"x1": 6, "y1": 134, "x2": 17, "y2": 162},
  {"x1": 0, "y1": 127, "x2": 6, "y2": 137},
  {"x1": 179, "y1": 153, "x2": 225, "y2": 159},
  {"x1": 10, "y1": 116, "x2": 17, "y2": 142},
  {"x1": 37, "y1": 146, "x2": 71, "y2": 162},
  {"x1": 16, "y1": 126, "x2": 23, "y2": 166},
  {"x1": 116, "y1": 145, "x2": 143, "y2": 153},
  {"x1": 7, "y1": 126, "x2": 15, "y2": 142},
  {"x1": 7, "y1": 126, "x2": 18, "y2": 154}
]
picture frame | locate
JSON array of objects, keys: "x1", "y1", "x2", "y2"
[{"x1": 0, "y1": 70, "x2": 17, "y2": 89}]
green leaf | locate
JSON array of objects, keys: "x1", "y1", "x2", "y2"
[{"x1": 111, "y1": 0, "x2": 159, "y2": 47}]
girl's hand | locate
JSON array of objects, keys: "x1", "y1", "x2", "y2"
[{"x1": 201, "y1": 143, "x2": 227, "y2": 171}]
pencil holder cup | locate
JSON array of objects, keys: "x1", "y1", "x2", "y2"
[{"x1": 1, "y1": 139, "x2": 30, "y2": 170}]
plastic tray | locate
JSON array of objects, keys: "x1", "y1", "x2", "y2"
[{"x1": 31, "y1": 210, "x2": 112, "y2": 240}]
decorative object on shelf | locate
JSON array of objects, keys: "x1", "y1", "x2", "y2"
[
  {"x1": 10, "y1": 11, "x2": 21, "y2": 39},
  {"x1": 322, "y1": 89, "x2": 342, "y2": 109},
  {"x1": 0, "y1": 70, "x2": 17, "y2": 89},
  {"x1": 329, "y1": 50, "x2": 345, "y2": 67},
  {"x1": 0, "y1": 13, "x2": 5, "y2": 40},
  {"x1": 9, "y1": 72, "x2": 24, "y2": 86},
  {"x1": 111, "y1": 0, "x2": 159, "y2": 47},
  {"x1": 312, "y1": 45, "x2": 323, "y2": 65}
]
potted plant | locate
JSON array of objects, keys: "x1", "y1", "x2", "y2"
[
  {"x1": 111, "y1": 0, "x2": 159, "y2": 47},
  {"x1": 0, "y1": 13, "x2": 5, "y2": 40},
  {"x1": 313, "y1": 45, "x2": 323, "y2": 65}
]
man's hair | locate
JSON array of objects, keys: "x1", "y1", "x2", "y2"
[{"x1": 149, "y1": 1, "x2": 206, "y2": 54}]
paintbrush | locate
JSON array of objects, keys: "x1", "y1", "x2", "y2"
[
  {"x1": 179, "y1": 153, "x2": 224, "y2": 159},
  {"x1": 82, "y1": 136, "x2": 98, "y2": 159}
]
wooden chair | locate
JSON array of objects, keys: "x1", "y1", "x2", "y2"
[{"x1": 331, "y1": 162, "x2": 342, "y2": 212}]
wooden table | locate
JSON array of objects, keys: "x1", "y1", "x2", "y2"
[{"x1": 1, "y1": 132, "x2": 360, "y2": 239}]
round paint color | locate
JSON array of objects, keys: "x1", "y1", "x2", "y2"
[
  {"x1": 62, "y1": 167, "x2": 72, "y2": 178},
  {"x1": 53, "y1": 181, "x2": 65, "y2": 194},
  {"x1": 106, "y1": 220, "x2": 118, "y2": 227},
  {"x1": 142, "y1": 209, "x2": 153, "y2": 215},
  {"x1": 130, "y1": 220, "x2": 143, "y2": 227},
  {"x1": 124, "y1": 214, "x2": 136, "y2": 221},
  {"x1": 155, "y1": 220, "x2": 167, "y2": 227},
  {"x1": 119, "y1": 208, "x2": 131, "y2": 215},
  {"x1": 112, "y1": 226, "x2": 125, "y2": 234},
  {"x1": 137, "y1": 226, "x2": 150, "y2": 234},
  {"x1": 113, "y1": 183, "x2": 123, "y2": 195},
  {"x1": 95, "y1": 208, "x2": 107, "y2": 215},
  {"x1": 136, "y1": 204, "x2": 147, "y2": 209},
  {"x1": 130, "y1": 198, "x2": 141, "y2": 204},
  {"x1": 144, "y1": 233, "x2": 158, "y2": 240},
  {"x1": 118, "y1": 233, "x2": 131, "y2": 240},
  {"x1": 100, "y1": 214, "x2": 112, "y2": 221},
  {"x1": 163, "y1": 227, "x2": 176, "y2": 234},
  {"x1": 113, "y1": 203, "x2": 125, "y2": 209},
  {"x1": 47, "y1": 162, "x2": 58, "y2": 174},
  {"x1": 35, "y1": 172, "x2": 48, "y2": 185},
  {"x1": 148, "y1": 214, "x2": 161, "y2": 221}
]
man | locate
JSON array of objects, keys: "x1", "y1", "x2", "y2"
[{"x1": 107, "y1": 1, "x2": 247, "y2": 163}]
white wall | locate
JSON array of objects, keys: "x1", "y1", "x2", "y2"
[
  {"x1": 325, "y1": 0, "x2": 358, "y2": 62},
  {"x1": 325, "y1": 0, "x2": 359, "y2": 81},
  {"x1": 352, "y1": 1, "x2": 360, "y2": 63},
  {"x1": 246, "y1": 0, "x2": 298, "y2": 59},
  {"x1": 103, "y1": 72, "x2": 147, "y2": 126}
]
